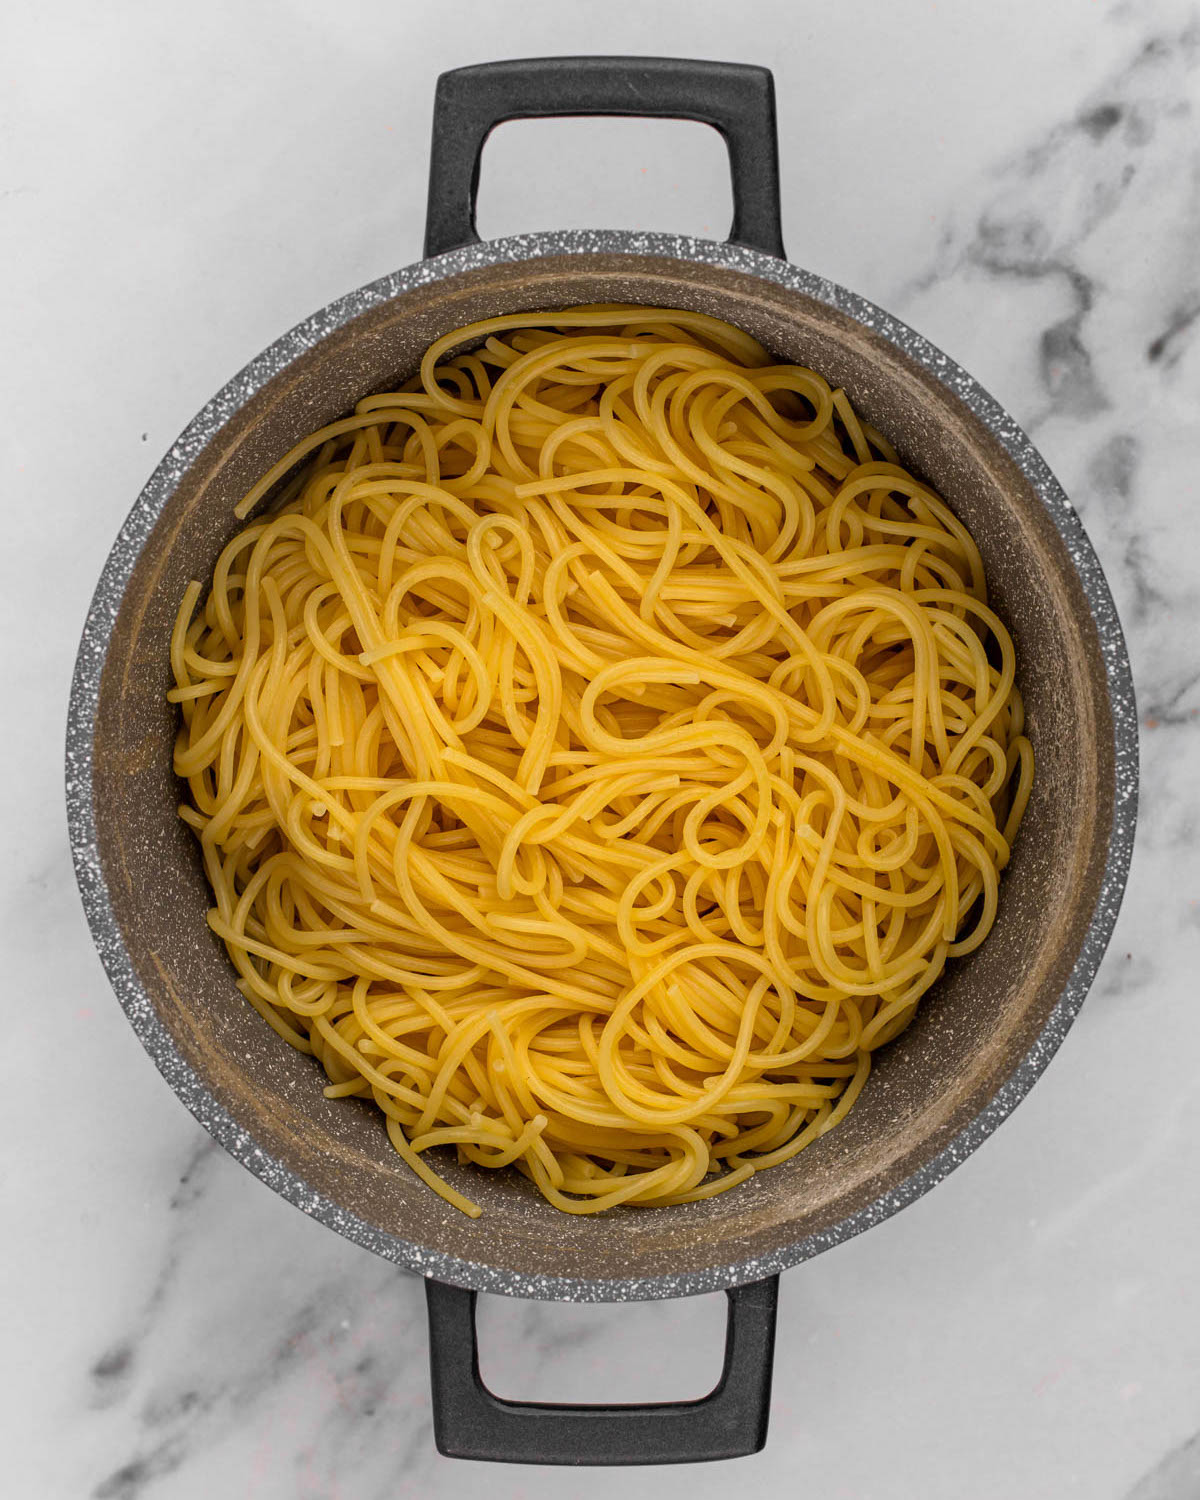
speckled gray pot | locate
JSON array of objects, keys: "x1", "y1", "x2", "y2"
[{"x1": 66, "y1": 228, "x2": 1138, "y2": 1304}]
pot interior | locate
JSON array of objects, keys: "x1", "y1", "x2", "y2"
[{"x1": 89, "y1": 253, "x2": 1115, "y2": 1288}]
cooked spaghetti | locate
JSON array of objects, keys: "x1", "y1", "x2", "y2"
[{"x1": 169, "y1": 305, "x2": 1033, "y2": 1216}]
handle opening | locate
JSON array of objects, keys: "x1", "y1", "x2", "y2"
[
  {"x1": 474, "y1": 115, "x2": 734, "y2": 245},
  {"x1": 475, "y1": 1285, "x2": 728, "y2": 1403}
]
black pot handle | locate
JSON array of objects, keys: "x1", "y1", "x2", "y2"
[
  {"x1": 424, "y1": 1274, "x2": 778, "y2": 1465},
  {"x1": 423, "y1": 56, "x2": 785, "y2": 261}
]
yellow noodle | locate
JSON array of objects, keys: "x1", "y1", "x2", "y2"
[{"x1": 171, "y1": 305, "x2": 1032, "y2": 1215}]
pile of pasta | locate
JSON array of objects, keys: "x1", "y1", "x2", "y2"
[{"x1": 169, "y1": 305, "x2": 1032, "y2": 1216}]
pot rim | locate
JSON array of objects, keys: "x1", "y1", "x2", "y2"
[{"x1": 66, "y1": 229, "x2": 1139, "y2": 1302}]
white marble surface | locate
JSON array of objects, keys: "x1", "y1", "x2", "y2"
[{"x1": 4, "y1": 1, "x2": 1199, "y2": 1494}]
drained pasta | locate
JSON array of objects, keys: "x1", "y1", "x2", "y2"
[{"x1": 169, "y1": 305, "x2": 1033, "y2": 1216}]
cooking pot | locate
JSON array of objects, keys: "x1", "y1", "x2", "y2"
[{"x1": 66, "y1": 56, "x2": 1138, "y2": 1466}]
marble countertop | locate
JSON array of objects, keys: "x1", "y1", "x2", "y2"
[{"x1": 5, "y1": 1, "x2": 1198, "y2": 1495}]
